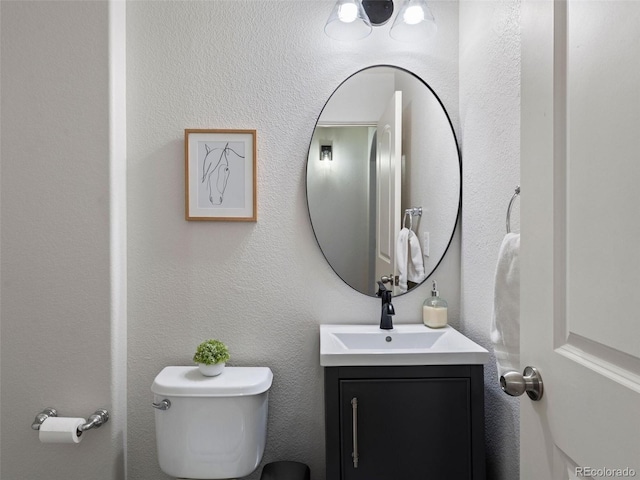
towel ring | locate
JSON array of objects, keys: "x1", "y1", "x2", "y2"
[
  {"x1": 403, "y1": 212, "x2": 413, "y2": 231},
  {"x1": 403, "y1": 207, "x2": 422, "y2": 232},
  {"x1": 506, "y1": 186, "x2": 520, "y2": 233}
]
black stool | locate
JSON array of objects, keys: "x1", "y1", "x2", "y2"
[{"x1": 259, "y1": 461, "x2": 310, "y2": 480}]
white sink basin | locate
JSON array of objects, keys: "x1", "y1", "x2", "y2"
[
  {"x1": 320, "y1": 324, "x2": 489, "y2": 367},
  {"x1": 333, "y1": 330, "x2": 444, "y2": 350}
]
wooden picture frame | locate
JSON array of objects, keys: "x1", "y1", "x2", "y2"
[{"x1": 185, "y1": 129, "x2": 257, "y2": 221}]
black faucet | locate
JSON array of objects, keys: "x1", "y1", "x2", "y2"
[{"x1": 376, "y1": 281, "x2": 395, "y2": 330}]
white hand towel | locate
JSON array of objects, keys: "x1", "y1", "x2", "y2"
[
  {"x1": 396, "y1": 228, "x2": 426, "y2": 293},
  {"x1": 407, "y1": 230, "x2": 426, "y2": 284},
  {"x1": 490, "y1": 232, "x2": 520, "y2": 379},
  {"x1": 396, "y1": 228, "x2": 410, "y2": 293}
]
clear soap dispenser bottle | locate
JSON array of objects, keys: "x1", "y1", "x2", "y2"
[{"x1": 423, "y1": 280, "x2": 448, "y2": 328}]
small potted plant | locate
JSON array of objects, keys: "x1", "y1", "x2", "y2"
[{"x1": 193, "y1": 339, "x2": 230, "y2": 376}]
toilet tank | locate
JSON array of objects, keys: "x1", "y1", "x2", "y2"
[{"x1": 151, "y1": 366, "x2": 273, "y2": 479}]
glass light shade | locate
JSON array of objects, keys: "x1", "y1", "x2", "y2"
[
  {"x1": 324, "y1": 0, "x2": 372, "y2": 41},
  {"x1": 389, "y1": 0, "x2": 437, "y2": 42}
]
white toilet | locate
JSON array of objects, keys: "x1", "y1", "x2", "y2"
[{"x1": 151, "y1": 366, "x2": 273, "y2": 479}]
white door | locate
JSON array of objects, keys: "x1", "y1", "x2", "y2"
[
  {"x1": 375, "y1": 91, "x2": 402, "y2": 294},
  {"x1": 520, "y1": 1, "x2": 640, "y2": 478}
]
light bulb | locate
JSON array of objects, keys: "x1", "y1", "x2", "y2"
[
  {"x1": 403, "y1": 5, "x2": 425, "y2": 25},
  {"x1": 338, "y1": 2, "x2": 358, "y2": 23}
]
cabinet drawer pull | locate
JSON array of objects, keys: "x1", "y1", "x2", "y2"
[{"x1": 351, "y1": 397, "x2": 359, "y2": 468}]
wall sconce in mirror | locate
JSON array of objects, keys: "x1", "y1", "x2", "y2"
[
  {"x1": 320, "y1": 144, "x2": 333, "y2": 161},
  {"x1": 324, "y1": 0, "x2": 436, "y2": 42}
]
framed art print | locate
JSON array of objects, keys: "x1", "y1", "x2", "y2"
[{"x1": 185, "y1": 129, "x2": 257, "y2": 221}]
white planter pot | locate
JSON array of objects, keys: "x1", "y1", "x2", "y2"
[{"x1": 198, "y1": 362, "x2": 225, "y2": 377}]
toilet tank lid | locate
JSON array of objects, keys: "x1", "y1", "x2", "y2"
[{"x1": 151, "y1": 366, "x2": 273, "y2": 397}]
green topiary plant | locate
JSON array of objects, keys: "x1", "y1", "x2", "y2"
[{"x1": 193, "y1": 339, "x2": 230, "y2": 366}]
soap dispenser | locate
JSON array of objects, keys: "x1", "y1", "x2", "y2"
[{"x1": 423, "y1": 280, "x2": 448, "y2": 328}]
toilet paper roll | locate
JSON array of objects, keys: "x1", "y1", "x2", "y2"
[{"x1": 39, "y1": 417, "x2": 86, "y2": 444}]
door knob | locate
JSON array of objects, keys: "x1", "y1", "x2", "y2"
[
  {"x1": 500, "y1": 366, "x2": 544, "y2": 401},
  {"x1": 380, "y1": 274, "x2": 398, "y2": 286}
]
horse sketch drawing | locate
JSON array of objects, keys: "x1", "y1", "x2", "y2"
[{"x1": 200, "y1": 142, "x2": 245, "y2": 206}]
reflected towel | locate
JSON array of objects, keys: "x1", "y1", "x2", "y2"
[
  {"x1": 490, "y1": 232, "x2": 520, "y2": 379},
  {"x1": 396, "y1": 228, "x2": 426, "y2": 293}
]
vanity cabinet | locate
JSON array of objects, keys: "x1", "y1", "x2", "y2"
[{"x1": 324, "y1": 365, "x2": 485, "y2": 480}]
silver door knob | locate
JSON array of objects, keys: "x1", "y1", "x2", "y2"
[
  {"x1": 380, "y1": 274, "x2": 398, "y2": 286},
  {"x1": 500, "y1": 366, "x2": 544, "y2": 401}
]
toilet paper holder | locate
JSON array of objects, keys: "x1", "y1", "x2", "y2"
[{"x1": 31, "y1": 408, "x2": 110, "y2": 435}]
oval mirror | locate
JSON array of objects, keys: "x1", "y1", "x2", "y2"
[{"x1": 306, "y1": 65, "x2": 461, "y2": 297}]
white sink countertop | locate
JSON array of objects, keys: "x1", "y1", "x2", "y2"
[{"x1": 320, "y1": 323, "x2": 489, "y2": 367}]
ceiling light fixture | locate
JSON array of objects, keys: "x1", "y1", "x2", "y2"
[{"x1": 324, "y1": 0, "x2": 436, "y2": 42}]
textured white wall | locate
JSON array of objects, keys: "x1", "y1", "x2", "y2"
[
  {"x1": 0, "y1": 1, "x2": 126, "y2": 478},
  {"x1": 0, "y1": 1, "x2": 523, "y2": 478},
  {"x1": 459, "y1": 1, "x2": 521, "y2": 478},
  {"x1": 126, "y1": 1, "x2": 460, "y2": 479}
]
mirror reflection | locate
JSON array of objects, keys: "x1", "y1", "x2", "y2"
[{"x1": 306, "y1": 66, "x2": 460, "y2": 297}]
